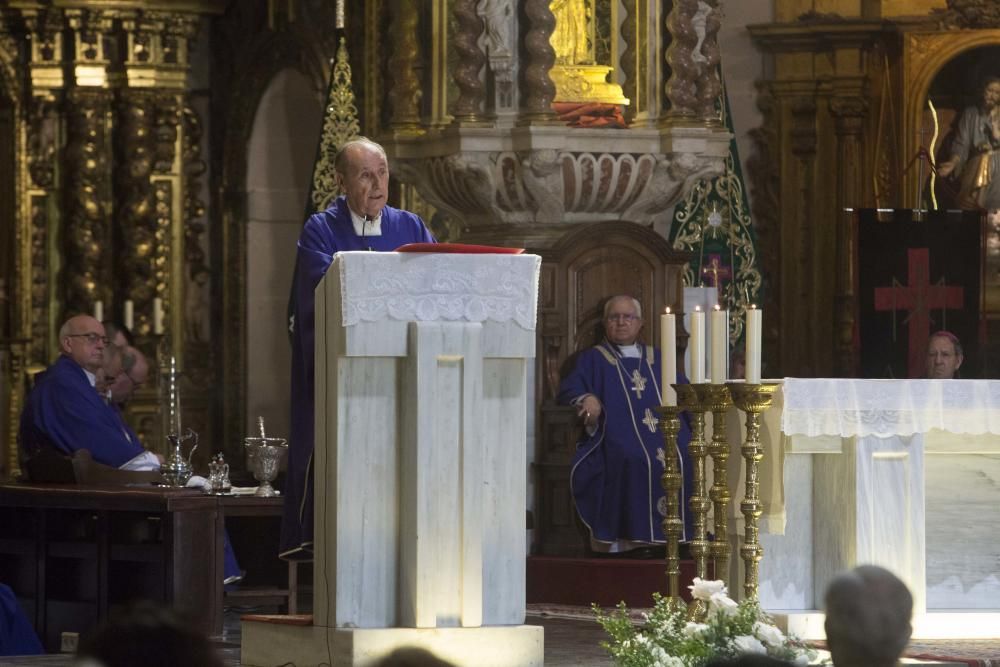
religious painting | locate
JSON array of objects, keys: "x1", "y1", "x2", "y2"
[
  {"x1": 856, "y1": 209, "x2": 983, "y2": 379},
  {"x1": 923, "y1": 45, "x2": 1000, "y2": 211}
]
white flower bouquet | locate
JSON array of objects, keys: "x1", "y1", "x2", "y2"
[{"x1": 593, "y1": 578, "x2": 816, "y2": 667}]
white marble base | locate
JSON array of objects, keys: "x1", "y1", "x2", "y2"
[
  {"x1": 772, "y1": 610, "x2": 1000, "y2": 640},
  {"x1": 240, "y1": 621, "x2": 544, "y2": 667}
]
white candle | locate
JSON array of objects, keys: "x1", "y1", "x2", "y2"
[
  {"x1": 745, "y1": 305, "x2": 762, "y2": 384},
  {"x1": 123, "y1": 299, "x2": 134, "y2": 331},
  {"x1": 690, "y1": 307, "x2": 706, "y2": 384},
  {"x1": 94, "y1": 300, "x2": 104, "y2": 322},
  {"x1": 660, "y1": 307, "x2": 677, "y2": 406},
  {"x1": 710, "y1": 305, "x2": 728, "y2": 384},
  {"x1": 170, "y1": 355, "x2": 182, "y2": 434},
  {"x1": 153, "y1": 297, "x2": 164, "y2": 335}
]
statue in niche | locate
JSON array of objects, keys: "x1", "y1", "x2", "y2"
[
  {"x1": 185, "y1": 266, "x2": 211, "y2": 343},
  {"x1": 937, "y1": 76, "x2": 1000, "y2": 209},
  {"x1": 551, "y1": 0, "x2": 590, "y2": 65}
]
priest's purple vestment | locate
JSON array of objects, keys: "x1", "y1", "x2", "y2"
[
  {"x1": 280, "y1": 196, "x2": 435, "y2": 558},
  {"x1": 559, "y1": 341, "x2": 693, "y2": 548},
  {"x1": 20, "y1": 355, "x2": 145, "y2": 467}
]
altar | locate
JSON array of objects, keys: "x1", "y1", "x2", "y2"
[{"x1": 742, "y1": 378, "x2": 1000, "y2": 639}]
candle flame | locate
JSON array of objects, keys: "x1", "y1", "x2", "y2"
[
  {"x1": 695, "y1": 305, "x2": 702, "y2": 312},
  {"x1": 750, "y1": 304, "x2": 757, "y2": 310},
  {"x1": 664, "y1": 306, "x2": 671, "y2": 314},
  {"x1": 714, "y1": 304, "x2": 722, "y2": 311}
]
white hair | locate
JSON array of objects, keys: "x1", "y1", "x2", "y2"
[{"x1": 603, "y1": 295, "x2": 642, "y2": 320}]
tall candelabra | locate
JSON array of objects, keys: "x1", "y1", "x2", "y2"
[
  {"x1": 676, "y1": 383, "x2": 711, "y2": 620},
  {"x1": 727, "y1": 382, "x2": 779, "y2": 600},
  {"x1": 656, "y1": 404, "x2": 687, "y2": 611},
  {"x1": 704, "y1": 383, "x2": 733, "y2": 587}
]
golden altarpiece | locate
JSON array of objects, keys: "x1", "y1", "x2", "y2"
[
  {"x1": 748, "y1": 0, "x2": 1000, "y2": 378},
  {"x1": 0, "y1": 0, "x2": 734, "y2": 484}
]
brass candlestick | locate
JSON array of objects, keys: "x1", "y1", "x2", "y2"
[
  {"x1": 703, "y1": 383, "x2": 733, "y2": 588},
  {"x1": 727, "y1": 382, "x2": 779, "y2": 600},
  {"x1": 676, "y1": 383, "x2": 711, "y2": 621},
  {"x1": 656, "y1": 404, "x2": 686, "y2": 611}
]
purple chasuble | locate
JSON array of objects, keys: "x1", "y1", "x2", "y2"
[
  {"x1": 280, "y1": 196, "x2": 435, "y2": 559},
  {"x1": 20, "y1": 355, "x2": 145, "y2": 468},
  {"x1": 558, "y1": 341, "x2": 693, "y2": 547}
]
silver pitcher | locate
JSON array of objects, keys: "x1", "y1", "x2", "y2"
[
  {"x1": 162, "y1": 428, "x2": 199, "y2": 487},
  {"x1": 244, "y1": 436, "x2": 287, "y2": 497}
]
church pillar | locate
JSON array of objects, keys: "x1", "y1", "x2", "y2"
[
  {"x1": 63, "y1": 9, "x2": 116, "y2": 319},
  {"x1": 830, "y1": 93, "x2": 870, "y2": 377},
  {"x1": 663, "y1": 0, "x2": 698, "y2": 122},
  {"x1": 519, "y1": 0, "x2": 557, "y2": 122},
  {"x1": 450, "y1": 0, "x2": 486, "y2": 123},
  {"x1": 386, "y1": 0, "x2": 423, "y2": 133}
]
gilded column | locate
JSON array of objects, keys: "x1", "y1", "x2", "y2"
[
  {"x1": 830, "y1": 94, "x2": 868, "y2": 377},
  {"x1": 663, "y1": 0, "x2": 698, "y2": 122},
  {"x1": 520, "y1": 0, "x2": 557, "y2": 121},
  {"x1": 64, "y1": 8, "x2": 116, "y2": 318},
  {"x1": 451, "y1": 0, "x2": 486, "y2": 123},
  {"x1": 387, "y1": 0, "x2": 423, "y2": 131},
  {"x1": 63, "y1": 88, "x2": 112, "y2": 318},
  {"x1": 115, "y1": 90, "x2": 157, "y2": 336}
]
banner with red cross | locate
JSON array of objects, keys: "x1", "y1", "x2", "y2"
[{"x1": 857, "y1": 209, "x2": 983, "y2": 378}]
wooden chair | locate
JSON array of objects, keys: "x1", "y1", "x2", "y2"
[{"x1": 531, "y1": 221, "x2": 691, "y2": 556}]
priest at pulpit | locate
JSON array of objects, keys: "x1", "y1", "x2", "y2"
[
  {"x1": 558, "y1": 295, "x2": 693, "y2": 557},
  {"x1": 280, "y1": 137, "x2": 435, "y2": 559}
]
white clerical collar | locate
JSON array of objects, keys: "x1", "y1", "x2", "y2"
[
  {"x1": 83, "y1": 368, "x2": 97, "y2": 387},
  {"x1": 617, "y1": 343, "x2": 641, "y2": 358},
  {"x1": 349, "y1": 209, "x2": 383, "y2": 237}
]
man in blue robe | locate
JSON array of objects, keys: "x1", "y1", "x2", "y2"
[
  {"x1": 559, "y1": 295, "x2": 693, "y2": 556},
  {"x1": 280, "y1": 137, "x2": 436, "y2": 559},
  {"x1": 20, "y1": 315, "x2": 157, "y2": 470},
  {"x1": 0, "y1": 584, "x2": 42, "y2": 656}
]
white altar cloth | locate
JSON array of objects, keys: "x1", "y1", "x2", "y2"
[{"x1": 750, "y1": 378, "x2": 1000, "y2": 639}]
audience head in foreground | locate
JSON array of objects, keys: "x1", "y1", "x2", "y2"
[
  {"x1": 824, "y1": 565, "x2": 912, "y2": 667},
  {"x1": 925, "y1": 330, "x2": 963, "y2": 379},
  {"x1": 707, "y1": 657, "x2": 794, "y2": 667},
  {"x1": 75, "y1": 602, "x2": 222, "y2": 667}
]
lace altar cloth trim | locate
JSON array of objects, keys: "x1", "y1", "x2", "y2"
[
  {"x1": 781, "y1": 378, "x2": 1000, "y2": 438},
  {"x1": 336, "y1": 252, "x2": 541, "y2": 329}
]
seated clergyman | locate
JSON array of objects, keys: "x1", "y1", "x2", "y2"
[
  {"x1": 20, "y1": 315, "x2": 158, "y2": 471},
  {"x1": 558, "y1": 295, "x2": 693, "y2": 556}
]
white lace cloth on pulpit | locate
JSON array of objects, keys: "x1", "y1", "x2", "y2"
[
  {"x1": 336, "y1": 252, "x2": 541, "y2": 329},
  {"x1": 781, "y1": 378, "x2": 1000, "y2": 438}
]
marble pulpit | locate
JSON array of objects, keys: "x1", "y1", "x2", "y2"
[
  {"x1": 242, "y1": 252, "x2": 544, "y2": 667},
  {"x1": 733, "y1": 379, "x2": 1000, "y2": 639}
]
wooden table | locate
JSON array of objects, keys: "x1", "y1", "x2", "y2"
[
  {"x1": 0, "y1": 482, "x2": 219, "y2": 650},
  {"x1": 0, "y1": 484, "x2": 299, "y2": 647}
]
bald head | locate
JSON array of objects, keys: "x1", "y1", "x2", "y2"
[
  {"x1": 59, "y1": 315, "x2": 108, "y2": 374},
  {"x1": 334, "y1": 137, "x2": 390, "y2": 219},
  {"x1": 824, "y1": 565, "x2": 912, "y2": 667}
]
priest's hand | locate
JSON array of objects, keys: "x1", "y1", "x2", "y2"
[{"x1": 576, "y1": 394, "x2": 602, "y2": 427}]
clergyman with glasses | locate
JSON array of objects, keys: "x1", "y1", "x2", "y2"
[
  {"x1": 19, "y1": 314, "x2": 159, "y2": 470},
  {"x1": 557, "y1": 295, "x2": 693, "y2": 558}
]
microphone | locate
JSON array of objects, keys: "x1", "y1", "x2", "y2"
[{"x1": 361, "y1": 214, "x2": 373, "y2": 251}]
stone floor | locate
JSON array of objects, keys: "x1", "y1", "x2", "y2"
[{"x1": 0, "y1": 607, "x2": 613, "y2": 667}]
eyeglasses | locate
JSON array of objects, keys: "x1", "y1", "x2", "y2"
[
  {"x1": 606, "y1": 314, "x2": 640, "y2": 323},
  {"x1": 66, "y1": 333, "x2": 109, "y2": 346}
]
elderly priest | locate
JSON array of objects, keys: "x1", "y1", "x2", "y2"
[
  {"x1": 20, "y1": 315, "x2": 159, "y2": 470},
  {"x1": 559, "y1": 295, "x2": 693, "y2": 557},
  {"x1": 281, "y1": 137, "x2": 435, "y2": 559}
]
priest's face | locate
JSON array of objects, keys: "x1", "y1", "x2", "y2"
[
  {"x1": 337, "y1": 143, "x2": 389, "y2": 219},
  {"x1": 604, "y1": 297, "x2": 643, "y2": 346},
  {"x1": 60, "y1": 315, "x2": 108, "y2": 374},
  {"x1": 926, "y1": 335, "x2": 962, "y2": 379}
]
